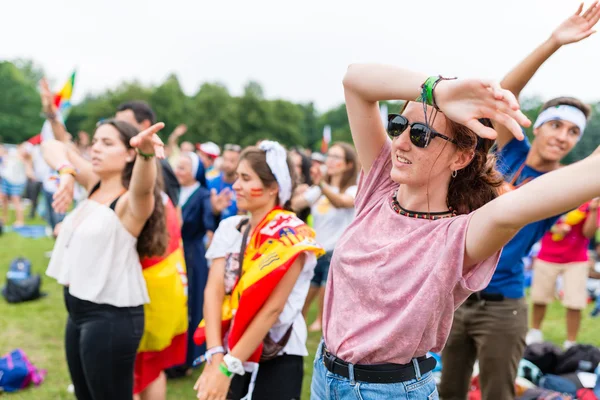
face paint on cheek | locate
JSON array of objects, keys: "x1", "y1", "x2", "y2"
[{"x1": 250, "y1": 187, "x2": 264, "y2": 197}]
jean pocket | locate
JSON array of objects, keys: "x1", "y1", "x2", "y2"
[{"x1": 405, "y1": 371, "x2": 435, "y2": 393}]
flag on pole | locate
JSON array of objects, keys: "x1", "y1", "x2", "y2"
[
  {"x1": 53, "y1": 71, "x2": 76, "y2": 118},
  {"x1": 321, "y1": 125, "x2": 332, "y2": 153}
]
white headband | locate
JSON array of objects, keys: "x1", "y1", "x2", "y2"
[
  {"x1": 258, "y1": 141, "x2": 292, "y2": 206},
  {"x1": 533, "y1": 105, "x2": 587, "y2": 137}
]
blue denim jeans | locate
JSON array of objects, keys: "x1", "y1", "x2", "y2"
[{"x1": 310, "y1": 340, "x2": 439, "y2": 400}]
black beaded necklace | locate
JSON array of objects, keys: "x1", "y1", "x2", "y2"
[{"x1": 390, "y1": 189, "x2": 457, "y2": 220}]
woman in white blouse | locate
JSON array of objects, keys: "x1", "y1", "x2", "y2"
[{"x1": 42, "y1": 119, "x2": 168, "y2": 400}]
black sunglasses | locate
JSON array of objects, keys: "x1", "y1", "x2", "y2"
[{"x1": 387, "y1": 114, "x2": 457, "y2": 148}]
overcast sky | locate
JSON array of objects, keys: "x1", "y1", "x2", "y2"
[{"x1": 3, "y1": 0, "x2": 600, "y2": 112}]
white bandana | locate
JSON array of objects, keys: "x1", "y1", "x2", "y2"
[
  {"x1": 258, "y1": 141, "x2": 292, "y2": 206},
  {"x1": 183, "y1": 151, "x2": 200, "y2": 180},
  {"x1": 533, "y1": 105, "x2": 587, "y2": 138}
]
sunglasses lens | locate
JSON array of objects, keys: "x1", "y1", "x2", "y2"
[
  {"x1": 409, "y1": 124, "x2": 430, "y2": 148},
  {"x1": 388, "y1": 116, "x2": 407, "y2": 137}
]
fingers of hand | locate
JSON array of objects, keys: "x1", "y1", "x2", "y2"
[
  {"x1": 494, "y1": 101, "x2": 531, "y2": 128},
  {"x1": 464, "y1": 119, "x2": 498, "y2": 140},
  {"x1": 491, "y1": 111, "x2": 525, "y2": 141}
]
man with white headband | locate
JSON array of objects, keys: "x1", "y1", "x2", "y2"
[{"x1": 440, "y1": 4, "x2": 598, "y2": 399}]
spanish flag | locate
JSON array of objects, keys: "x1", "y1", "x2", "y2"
[
  {"x1": 53, "y1": 71, "x2": 76, "y2": 118},
  {"x1": 134, "y1": 197, "x2": 188, "y2": 394},
  {"x1": 194, "y1": 208, "x2": 324, "y2": 363}
]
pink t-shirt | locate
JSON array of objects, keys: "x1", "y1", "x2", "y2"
[
  {"x1": 322, "y1": 140, "x2": 501, "y2": 365},
  {"x1": 537, "y1": 202, "x2": 592, "y2": 264}
]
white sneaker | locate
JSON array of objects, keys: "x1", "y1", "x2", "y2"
[
  {"x1": 526, "y1": 329, "x2": 543, "y2": 345},
  {"x1": 564, "y1": 340, "x2": 576, "y2": 350}
]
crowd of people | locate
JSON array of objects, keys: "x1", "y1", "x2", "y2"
[{"x1": 3, "y1": 4, "x2": 600, "y2": 400}]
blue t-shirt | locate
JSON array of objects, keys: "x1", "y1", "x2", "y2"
[
  {"x1": 207, "y1": 173, "x2": 237, "y2": 220},
  {"x1": 484, "y1": 137, "x2": 560, "y2": 298}
]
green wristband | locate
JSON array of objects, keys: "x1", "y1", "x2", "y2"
[
  {"x1": 136, "y1": 149, "x2": 155, "y2": 161},
  {"x1": 416, "y1": 76, "x2": 437, "y2": 105},
  {"x1": 219, "y1": 362, "x2": 233, "y2": 378}
]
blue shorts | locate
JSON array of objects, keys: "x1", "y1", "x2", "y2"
[
  {"x1": 311, "y1": 251, "x2": 334, "y2": 287},
  {"x1": 1, "y1": 180, "x2": 25, "y2": 197}
]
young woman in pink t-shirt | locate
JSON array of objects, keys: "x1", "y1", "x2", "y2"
[
  {"x1": 310, "y1": 65, "x2": 600, "y2": 400},
  {"x1": 528, "y1": 198, "x2": 599, "y2": 349}
]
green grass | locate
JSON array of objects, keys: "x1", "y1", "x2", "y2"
[{"x1": 1, "y1": 211, "x2": 599, "y2": 399}]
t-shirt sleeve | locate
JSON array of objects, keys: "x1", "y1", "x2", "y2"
[
  {"x1": 355, "y1": 139, "x2": 396, "y2": 215},
  {"x1": 205, "y1": 216, "x2": 242, "y2": 262},
  {"x1": 443, "y1": 214, "x2": 502, "y2": 309},
  {"x1": 302, "y1": 186, "x2": 322, "y2": 206}
]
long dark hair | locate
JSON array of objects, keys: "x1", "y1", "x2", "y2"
[
  {"x1": 239, "y1": 146, "x2": 298, "y2": 212},
  {"x1": 97, "y1": 119, "x2": 168, "y2": 257}
]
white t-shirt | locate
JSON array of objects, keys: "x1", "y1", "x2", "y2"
[
  {"x1": 303, "y1": 185, "x2": 358, "y2": 252},
  {"x1": 0, "y1": 148, "x2": 27, "y2": 185},
  {"x1": 205, "y1": 215, "x2": 317, "y2": 357}
]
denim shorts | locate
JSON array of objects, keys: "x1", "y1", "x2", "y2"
[
  {"x1": 311, "y1": 251, "x2": 333, "y2": 288},
  {"x1": 1, "y1": 180, "x2": 25, "y2": 197},
  {"x1": 310, "y1": 340, "x2": 439, "y2": 400}
]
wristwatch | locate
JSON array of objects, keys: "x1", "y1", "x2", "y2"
[{"x1": 223, "y1": 354, "x2": 245, "y2": 376}]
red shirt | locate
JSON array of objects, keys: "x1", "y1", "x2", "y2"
[{"x1": 537, "y1": 202, "x2": 592, "y2": 264}]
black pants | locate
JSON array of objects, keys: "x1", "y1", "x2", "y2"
[
  {"x1": 228, "y1": 355, "x2": 304, "y2": 400},
  {"x1": 25, "y1": 180, "x2": 42, "y2": 219},
  {"x1": 63, "y1": 287, "x2": 144, "y2": 400}
]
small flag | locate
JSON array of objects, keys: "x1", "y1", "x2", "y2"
[
  {"x1": 53, "y1": 71, "x2": 76, "y2": 119},
  {"x1": 321, "y1": 125, "x2": 332, "y2": 153}
]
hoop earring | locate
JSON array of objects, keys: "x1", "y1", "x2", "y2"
[{"x1": 451, "y1": 170, "x2": 457, "y2": 178}]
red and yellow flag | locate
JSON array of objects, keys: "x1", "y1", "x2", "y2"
[
  {"x1": 53, "y1": 71, "x2": 76, "y2": 117},
  {"x1": 134, "y1": 198, "x2": 187, "y2": 394},
  {"x1": 194, "y1": 208, "x2": 324, "y2": 363}
]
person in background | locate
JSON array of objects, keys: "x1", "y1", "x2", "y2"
[
  {"x1": 115, "y1": 101, "x2": 180, "y2": 207},
  {"x1": 292, "y1": 142, "x2": 358, "y2": 332},
  {"x1": 197, "y1": 142, "x2": 221, "y2": 181},
  {"x1": 174, "y1": 151, "x2": 216, "y2": 375},
  {"x1": 0, "y1": 144, "x2": 28, "y2": 227},
  {"x1": 290, "y1": 148, "x2": 313, "y2": 223},
  {"x1": 208, "y1": 144, "x2": 241, "y2": 222},
  {"x1": 76, "y1": 131, "x2": 91, "y2": 160},
  {"x1": 165, "y1": 124, "x2": 188, "y2": 165},
  {"x1": 194, "y1": 142, "x2": 323, "y2": 400},
  {"x1": 528, "y1": 199, "x2": 600, "y2": 348},
  {"x1": 440, "y1": 5, "x2": 600, "y2": 399}
]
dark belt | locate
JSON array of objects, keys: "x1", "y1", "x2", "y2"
[
  {"x1": 468, "y1": 291, "x2": 504, "y2": 302},
  {"x1": 321, "y1": 347, "x2": 436, "y2": 384}
]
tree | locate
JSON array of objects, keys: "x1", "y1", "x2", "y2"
[{"x1": 0, "y1": 61, "x2": 44, "y2": 143}]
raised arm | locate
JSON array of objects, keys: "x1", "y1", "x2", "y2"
[
  {"x1": 342, "y1": 65, "x2": 529, "y2": 173},
  {"x1": 465, "y1": 147, "x2": 600, "y2": 268},
  {"x1": 165, "y1": 124, "x2": 187, "y2": 158},
  {"x1": 123, "y1": 123, "x2": 165, "y2": 224},
  {"x1": 494, "y1": 2, "x2": 600, "y2": 149}
]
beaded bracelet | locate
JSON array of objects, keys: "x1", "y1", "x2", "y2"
[{"x1": 136, "y1": 149, "x2": 155, "y2": 160}]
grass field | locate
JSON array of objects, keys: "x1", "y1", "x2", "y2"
[{"x1": 1, "y1": 211, "x2": 599, "y2": 399}]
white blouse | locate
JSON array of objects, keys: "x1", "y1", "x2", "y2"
[{"x1": 47, "y1": 199, "x2": 149, "y2": 307}]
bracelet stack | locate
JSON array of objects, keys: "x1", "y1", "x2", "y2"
[
  {"x1": 418, "y1": 75, "x2": 457, "y2": 110},
  {"x1": 57, "y1": 163, "x2": 77, "y2": 177}
]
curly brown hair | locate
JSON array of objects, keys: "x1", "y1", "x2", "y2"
[{"x1": 98, "y1": 119, "x2": 168, "y2": 257}]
